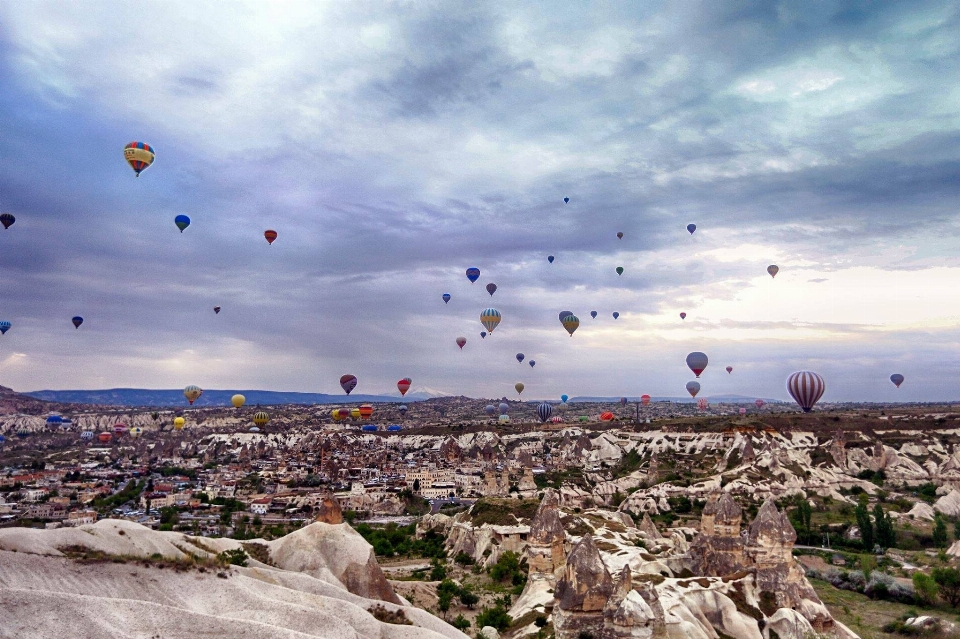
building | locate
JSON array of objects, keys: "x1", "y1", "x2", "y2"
[{"x1": 250, "y1": 498, "x2": 271, "y2": 515}]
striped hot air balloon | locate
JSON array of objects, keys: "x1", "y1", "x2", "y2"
[
  {"x1": 264, "y1": 229, "x2": 278, "y2": 245},
  {"x1": 253, "y1": 411, "x2": 270, "y2": 426},
  {"x1": 466, "y1": 267, "x2": 480, "y2": 283},
  {"x1": 183, "y1": 385, "x2": 202, "y2": 404},
  {"x1": 0, "y1": 213, "x2": 15, "y2": 229},
  {"x1": 397, "y1": 378, "x2": 412, "y2": 396},
  {"x1": 98, "y1": 432, "x2": 112, "y2": 444},
  {"x1": 124, "y1": 141, "x2": 155, "y2": 176},
  {"x1": 786, "y1": 371, "x2": 825, "y2": 413},
  {"x1": 359, "y1": 404, "x2": 374, "y2": 419},
  {"x1": 697, "y1": 398, "x2": 708, "y2": 411},
  {"x1": 561, "y1": 314, "x2": 579, "y2": 336},
  {"x1": 480, "y1": 308, "x2": 501, "y2": 333},
  {"x1": 600, "y1": 411, "x2": 614, "y2": 421},
  {"x1": 537, "y1": 403, "x2": 553, "y2": 423}
]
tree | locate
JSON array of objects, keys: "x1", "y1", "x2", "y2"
[
  {"x1": 913, "y1": 572, "x2": 938, "y2": 606},
  {"x1": 932, "y1": 567, "x2": 960, "y2": 607},
  {"x1": 954, "y1": 518, "x2": 960, "y2": 542},
  {"x1": 475, "y1": 605, "x2": 512, "y2": 631},
  {"x1": 459, "y1": 589, "x2": 479, "y2": 609},
  {"x1": 413, "y1": 478, "x2": 420, "y2": 493},
  {"x1": 933, "y1": 514, "x2": 949, "y2": 549},
  {"x1": 451, "y1": 615, "x2": 470, "y2": 632},
  {"x1": 855, "y1": 495, "x2": 873, "y2": 551},
  {"x1": 874, "y1": 503, "x2": 896, "y2": 550}
]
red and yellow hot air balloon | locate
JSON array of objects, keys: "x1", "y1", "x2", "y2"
[
  {"x1": 123, "y1": 141, "x2": 155, "y2": 176},
  {"x1": 264, "y1": 230, "x2": 278, "y2": 245},
  {"x1": 641, "y1": 394, "x2": 651, "y2": 405},
  {"x1": 359, "y1": 404, "x2": 374, "y2": 419},
  {"x1": 600, "y1": 411, "x2": 614, "y2": 421},
  {"x1": 397, "y1": 378, "x2": 412, "y2": 396}
]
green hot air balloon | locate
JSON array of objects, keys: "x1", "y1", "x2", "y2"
[{"x1": 616, "y1": 266, "x2": 623, "y2": 276}]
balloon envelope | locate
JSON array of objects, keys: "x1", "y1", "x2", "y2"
[
  {"x1": 537, "y1": 403, "x2": 553, "y2": 423},
  {"x1": 442, "y1": 293, "x2": 451, "y2": 304},
  {"x1": 600, "y1": 412, "x2": 614, "y2": 421},
  {"x1": 890, "y1": 374, "x2": 904, "y2": 388},
  {"x1": 616, "y1": 266, "x2": 623, "y2": 276},
  {"x1": 0, "y1": 321, "x2": 10, "y2": 334},
  {"x1": 685, "y1": 381, "x2": 700, "y2": 397},
  {"x1": 680, "y1": 312, "x2": 686, "y2": 320},
  {"x1": 559, "y1": 311, "x2": 573, "y2": 322},
  {"x1": 480, "y1": 308, "x2": 501, "y2": 333},
  {"x1": 767, "y1": 265, "x2": 779, "y2": 278},
  {"x1": 174, "y1": 215, "x2": 190, "y2": 232},
  {"x1": 786, "y1": 371, "x2": 825, "y2": 413},
  {"x1": 529, "y1": 360, "x2": 535, "y2": 367},
  {"x1": 739, "y1": 408, "x2": 747, "y2": 415},
  {"x1": 516, "y1": 353, "x2": 524, "y2": 363},
  {"x1": 560, "y1": 394, "x2": 568, "y2": 403},
  {"x1": 397, "y1": 378, "x2": 412, "y2": 396},
  {"x1": 456, "y1": 337, "x2": 467, "y2": 349},
  {"x1": 620, "y1": 397, "x2": 627, "y2": 405},
  {"x1": 687, "y1": 223, "x2": 696, "y2": 234},
  {"x1": 340, "y1": 374, "x2": 358, "y2": 394},
  {"x1": 499, "y1": 402, "x2": 510, "y2": 414},
  {"x1": 359, "y1": 404, "x2": 374, "y2": 419},
  {"x1": 726, "y1": 366, "x2": 733, "y2": 374},
  {"x1": 641, "y1": 394, "x2": 651, "y2": 405},
  {"x1": 264, "y1": 230, "x2": 278, "y2": 244},
  {"x1": 173, "y1": 417, "x2": 185, "y2": 430},
  {"x1": 486, "y1": 283, "x2": 497, "y2": 296},
  {"x1": 612, "y1": 312, "x2": 619, "y2": 319},
  {"x1": 253, "y1": 411, "x2": 270, "y2": 426},
  {"x1": 124, "y1": 141, "x2": 155, "y2": 176},
  {"x1": 548, "y1": 255, "x2": 554, "y2": 263},
  {"x1": 398, "y1": 404, "x2": 408, "y2": 415},
  {"x1": 515, "y1": 383, "x2": 524, "y2": 395},
  {"x1": 561, "y1": 314, "x2": 580, "y2": 336},
  {"x1": 755, "y1": 399, "x2": 765, "y2": 408},
  {"x1": 0, "y1": 213, "x2": 15, "y2": 229},
  {"x1": 686, "y1": 352, "x2": 708, "y2": 377},
  {"x1": 231, "y1": 394, "x2": 245, "y2": 408},
  {"x1": 617, "y1": 232, "x2": 623, "y2": 239},
  {"x1": 72, "y1": 316, "x2": 84, "y2": 328},
  {"x1": 183, "y1": 385, "x2": 202, "y2": 405},
  {"x1": 480, "y1": 331, "x2": 486, "y2": 339},
  {"x1": 590, "y1": 311, "x2": 597, "y2": 319},
  {"x1": 466, "y1": 267, "x2": 480, "y2": 283},
  {"x1": 563, "y1": 197, "x2": 569, "y2": 203},
  {"x1": 485, "y1": 404, "x2": 496, "y2": 416},
  {"x1": 213, "y1": 306, "x2": 221, "y2": 314}
]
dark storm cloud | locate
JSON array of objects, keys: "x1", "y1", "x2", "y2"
[{"x1": 0, "y1": 0, "x2": 958, "y2": 399}]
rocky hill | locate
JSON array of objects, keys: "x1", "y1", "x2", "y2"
[{"x1": 0, "y1": 515, "x2": 466, "y2": 639}]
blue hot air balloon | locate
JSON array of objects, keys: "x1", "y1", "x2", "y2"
[
  {"x1": 0, "y1": 434, "x2": 5, "y2": 445},
  {"x1": 687, "y1": 223, "x2": 697, "y2": 235},
  {"x1": 72, "y1": 316, "x2": 84, "y2": 329},
  {"x1": 398, "y1": 404, "x2": 408, "y2": 415},
  {"x1": 442, "y1": 293, "x2": 451, "y2": 304},
  {"x1": 387, "y1": 425, "x2": 402, "y2": 432},
  {"x1": 563, "y1": 197, "x2": 569, "y2": 203},
  {"x1": 537, "y1": 403, "x2": 553, "y2": 423},
  {"x1": 46, "y1": 415, "x2": 63, "y2": 428},
  {"x1": 174, "y1": 215, "x2": 190, "y2": 232},
  {"x1": 485, "y1": 404, "x2": 496, "y2": 416},
  {"x1": 529, "y1": 360, "x2": 536, "y2": 368},
  {"x1": 612, "y1": 312, "x2": 619, "y2": 319},
  {"x1": 0, "y1": 321, "x2": 10, "y2": 335},
  {"x1": 361, "y1": 425, "x2": 378, "y2": 432},
  {"x1": 466, "y1": 267, "x2": 480, "y2": 283},
  {"x1": 548, "y1": 255, "x2": 554, "y2": 263},
  {"x1": 516, "y1": 353, "x2": 525, "y2": 363},
  {"x1": 590, "y1": 311, "x2": 597, "y2": 319},
  {"x1": 499, "y1": 402, "x2": 509, "y2": 415},
  {"x1": 480, "y1": 331, "x2": 487, "y2": 339},
  {"x1": 560, "y1": 394, "x2": 568, "y2": 403}
]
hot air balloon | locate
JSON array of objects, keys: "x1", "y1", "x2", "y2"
[
  {"x1": 890, "y1": 374, "x2": 904, "y2": 388},
  {"x1": 516, "y1": 353, "x2": 525, "y2": 363},
  {"x1": 680, "y1": 312, "x2": 686, "y2": 320},
  {"x1": 480, "y1": 308, "x2": 501, "y2": 333},
  {"x1": 174, "y1": 215, "x2": 190, "y2": 232},
  {"x1": 499, "y1": 402, "x2": 510, "y2": 415},
  {"x1": 529, "y1": 360, "x2": 536, "y2": 368},
  {"x1": 442, "y1": 293, "x2": 451, "y2": 304},
  {"x1": 98, "y1": 432, "x2": 113, "y2": 443},
  {"x1": 253, "y1": 411, "x2": 270, "y2": 427},
  {"x1": 0, "y1": 321, "x2": 10, "y2": 335},
  {"x1": 264, "y1": 229, "x2": 278, "y2": 245},
  {"x1": 79, "y1": 431, "x2": 92, "y2": 441},
  {"x1": 331, "y1": 409, "x2": 345, "y2": 421},
  {"x1": 397, "y1": 378, "x2": 412, "y2": 396},
  {"x1": 616, "y1": 266, "x2": 623, "y2": 276},
  {"x1": 398, "y1": 405, "x2": 408, "y2": 416},
  {"x1": 739, "y1": 408, "x2": 747, "y2": 415},
  {"x1": 755, "y1": 399, "x2": 765, "y2": 409},
  {"x1": 72, "y1": 316, "x2": 84, "y2": 328},
  {"x1": 726, "y1": 366, "x2": 733, "y2": 374},
  {"x1": 590, "y1": 311, "x2": 597, "y2": 319},
  {"x1": 130, "y1": 426, "x2": 143, "y2": 438},
  {"x1": 340, "y1": 374, "x2": 358, "y2": 394},
  {"x1": 786, "y1": 371, "x2": 825, "y2": 413},
  {"x1": 515, "y1": 383, "x2": 524, "y2": 396},
  {"x1": 350, "y1": 408, "x2": 362, "y2": 419},
  {"x1": 359, "y1": 404, "x2": 374, "y2": 419},
  {"x1": 183, "y1": 385, "x2": 202, "y2": 404},
  {"x1": 456, "y1": 336, "x2": 467, "y2": 349},
  {"x1": 486, "y1": 283, "x2": 497, "y2": 296},
  {"x1": 767, "y1": 265, "x2": 779, "y2": 278},
  {"x1": 173, "y1": 417, "x2": 185, "y2": 430},
  {"x1": 551, "y1": 416, "x2": 563, "y2": 424},
  {"x1": 600, "y1": 412, "x2": 614, "y2": 421},
  {"x1": 213, "y1": 306, "x2": 221, "y2": 314},
  {"x1": 537, "y1": 403, "x2": 553, "y2": 423},
  {"x1": 612, "y1": 312, "x2": 619, "y2": 319},
  {"x1": 387, "y1": 425, "x2": 402, "y2": 432},
  {"x1": 480, "y1": 331, "x2": 487, "y2": 339},
  {"x1": 563, "y1": 197, "x2": 569, "y2": 203},
  {"x1": 617, "y1": 232, "x2": 623, "y2": 239},
  {"x1": 641, "y1": 394, "x2": 651, "y2": 405},
  {"x1": 620, "y1": 397, "x2": 627, "y2": 406},
  {"x1": 685, "y1": 381, "x2": 700, "y2": 398},
  {"x1": 686, "y1": 352, "x2": 708, "y2": 377},
  {"x1": 687, "y1": 223, "x2": 696, "y2": 235},
  {"x1": 697, "y1": 398, "x2": 708, "y2": 411},
  {"x1": 0, "y1": 213, "x2": 15, "y2": 229},
  {"x1": 561, "y1": 394, "x2": 568, "y2": 403},
  {"x1": 485, "y1": 404, "x2": 496, "y2": 416},
  {"x1": 46, "y1": 415, "x2": 63, "y2": 428},
  {"x1": 124, "y1": 141, "x2": 155, "y2": 176},
  {"x1": 559, "y1": 311, "x2": 573, "y2": 322},
  {"x1": 561, "y1": 314, "x2": 579, "y2": 336},
  {"x1": 499, "y1": 414, "x2": 510, "y2": 424},
  {"x1": 466, "y1": 267, "x2": 480, "y2": 283},
  {"x1": 231, "y1": 394, "x2": 245, "y2": 408},
  {"x1": 249, "y1": 426, "x2": 260, "y2": 432},
  {"x1": 548, "y1": 255, "x2": 554, "y2": 263}
]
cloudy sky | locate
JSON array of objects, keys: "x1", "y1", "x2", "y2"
[{"x1": 0, "y1": 1, "x2": 958, "y2": 402}]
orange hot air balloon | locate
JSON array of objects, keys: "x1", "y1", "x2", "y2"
[
  {"x1": 600, "y1": 411, "x2": 614, "y2": 421},
  {"x1": 641, "y1": 394, "x2": 651, "y2": 405},
  {"x1": 359, "y1": 404, "x2": 374, "y2": 419},
  {"x1": 397, "y1": 378, "x2": 412, "y2": 396},
  {"x1": 264, "y1": 230, "x2": 278, "y2": 245}
]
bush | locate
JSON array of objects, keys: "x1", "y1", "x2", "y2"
[
  {"x1": 913, "y1": 572, "x2": 938, "y2": 606},
  {"x1": 451, "y1": 614, "x2": 470, "y2": 631},
  {"x1": 217, "y1": 548, "x2": 248, "y2": 567},
  {"x1": 475, "y1": 605, "x2": 512, "y2": 631},
  {"x1": 454, "y1": 551, "x2": 474, "y2": 566}
]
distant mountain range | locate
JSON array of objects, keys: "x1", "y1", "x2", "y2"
[
  {"x1": 567, "y1": 395, "x2": 784, "y2": 404},
  {"x1": 24, "y1": 388, "x2": 420, "y2": 407}
]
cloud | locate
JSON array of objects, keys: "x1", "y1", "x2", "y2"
[{"x1": 0, "y1": 1, "x2": 958, "y2": 402}]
